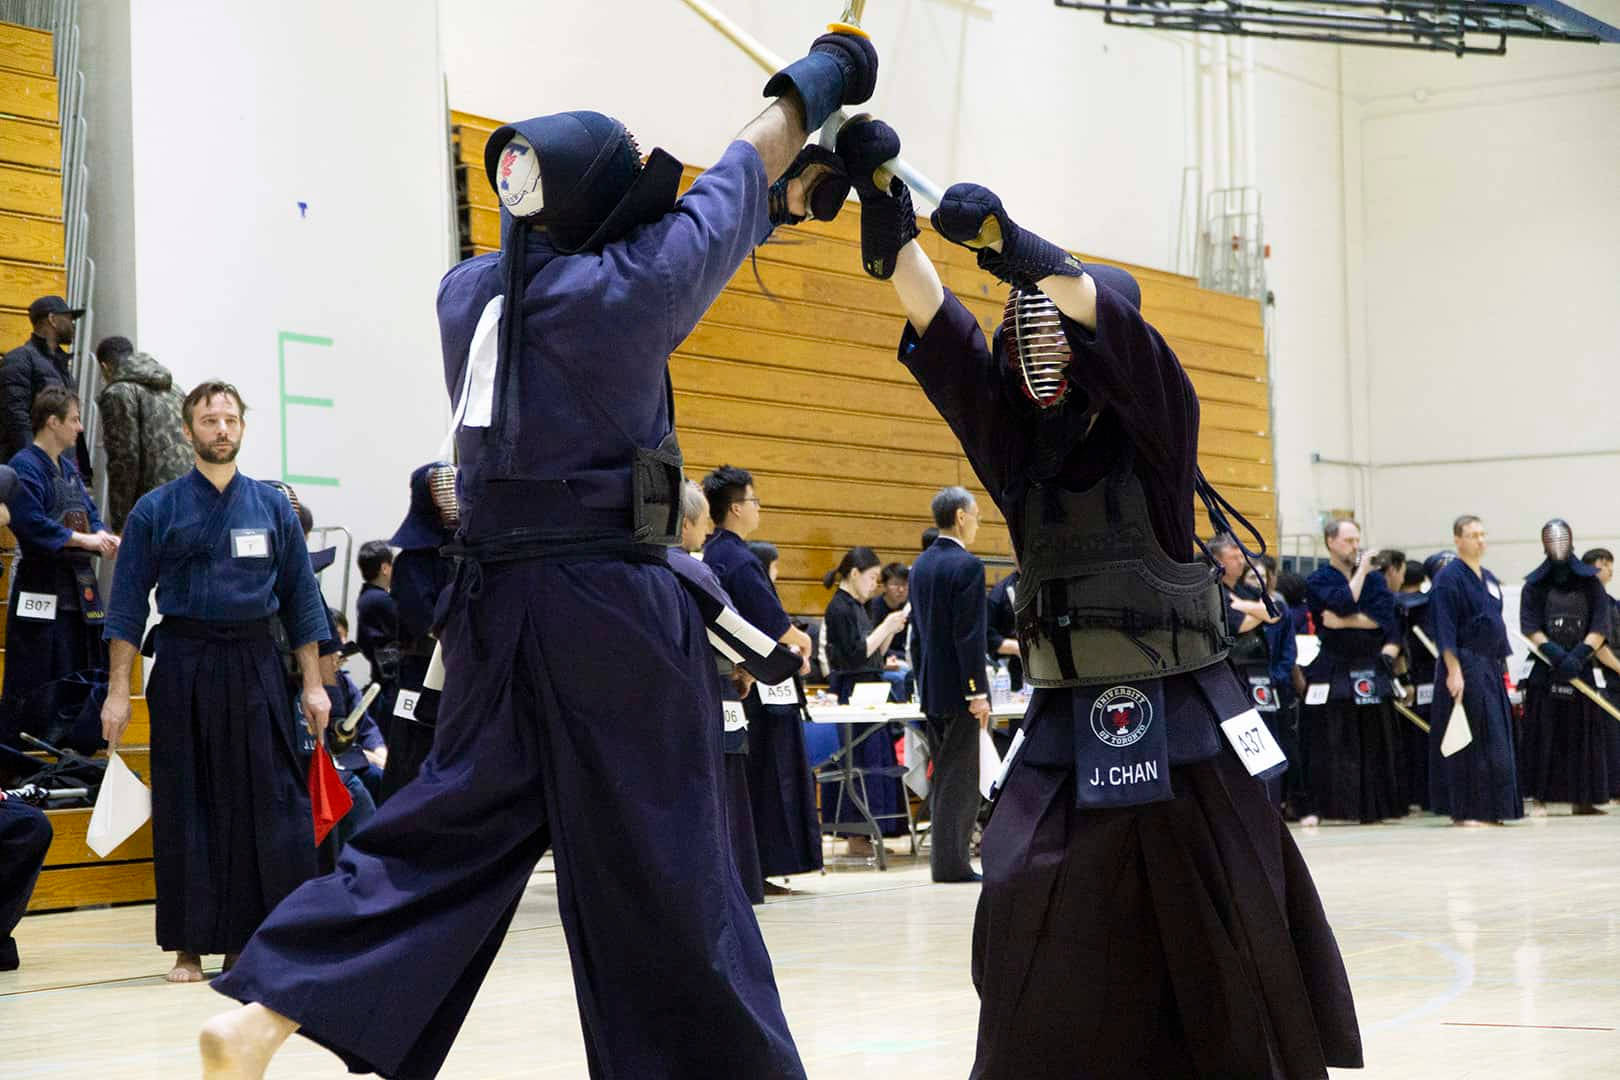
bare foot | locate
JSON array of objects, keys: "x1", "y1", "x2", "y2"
[
  {"x1": 1530, "y1": 800, "x2": 1549, "y2": 818},
  {"x1": 167, "y1": 952, "x2": 205, "y2": 983},
  {"x1": 199, "y1": 1003, "x2": 298, "y2": 1079},
  {"x1": 1299, "y1": 814, "x2": 1320, "y2": 828},
  {"x1": 1453, "y1": 819, "x2": 1486, "y2": 828},
  {"x1": 845, "y1": 836, "x2": 874, "y2": 857}
]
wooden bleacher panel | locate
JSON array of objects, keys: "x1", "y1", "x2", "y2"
[
  {"x1": 0, "y1": 65, "x2": 57, "y2": 124},
  {"x1": 0, "y1": 21, "x2": 54, "y2": 77},
  {"x1": 0, "y1": 160, "x2": 59, "y2": 218},
  {"x1": 0, "y1": 114, "x2": 61, "y2": 170},
  {"x1": 0, "y1": 256, "x2": 66, "y2": 308},
  {"x1": 0, "y1": 209, "x2": 63, "y2": 266},
  {"x1": 450, "y1": 113, "x2": 1275, "y2": 612},
  {"x1": 42, "y1": 807, "x2": 153, "y2": 865},
  {"x1": 28, "y1": 860, "x2": 155, "y2": 912}
]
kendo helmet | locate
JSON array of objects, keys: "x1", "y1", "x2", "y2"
[
  {"x1": 999, "y1": 263, "x2": 1142, "y2": 410},
  {"x1": 483, "y1": 111, "x2": 682, "y2": 255},
  {"x1": 428, "y1": 463, "x2": 460, "y2": 529},
  {"x1": 1542, "y1": 518, "x2": 1574, "y2": 562}
]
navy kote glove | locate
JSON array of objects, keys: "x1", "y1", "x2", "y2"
[
  {"x1": 764, "y1": 31, "x2": 878, "y2": 132},
  {"x1": 932, "y1": 182, "x2": 1085, "y2": 291},
  {"x1": 834, "y1": 115, "x2": 918, "y2": 279}
]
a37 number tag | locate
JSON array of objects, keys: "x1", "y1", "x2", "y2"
[{"x1": 1220, "y1": 708, "x2": 1287, "y2": 777}]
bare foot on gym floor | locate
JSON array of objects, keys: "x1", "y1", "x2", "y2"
[
  {"x1": 1529, "y1": 800, "x2": 1549, "y2": 818},
  {"x1": 1453, "y1": 819, "x2": 1486, "y2": 827},
  {"x1": 200, "y1": 1003, "x2": 298, "y2": 1079},
  {"x1": 167, "y1": 951, "x2": 205, "y2": 983}
]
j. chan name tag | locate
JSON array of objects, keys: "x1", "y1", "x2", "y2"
[
  {"x1": 394, "y1": 689, "x2": 422, "y2": 720},
  {"x1": 231, "y1": 528, "x2": 270, "y2": 558},
  {"x1": 759, "y1": 678, "x2": 800, "y2": 706},
  {"x1": 1305, "y1": 683, "x2": 1330, "y2": 706},
  {"x1": 1416, "y1": 683, "x2": 1434, "y2": 706},
  {"x1": 16, "y1": 592, "x2": 56, "y2": 621},
  {"x1": 1487, "y1": 581, "x2": 1502, "y2": 600},
  {"x1": 722, "y1": 701, "x2": 748, "y2": 732},
  {"x1": 1220, "y1": 708, "x2": 1287, "y2": 777}
]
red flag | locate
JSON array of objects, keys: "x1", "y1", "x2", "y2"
[{"x1": 307, "y1": 743, "x2": 353, "y2": 846}]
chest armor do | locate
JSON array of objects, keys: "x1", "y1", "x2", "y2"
[
  {"x1": 1543, "y1": 584, "x2": 1590, "y2": 651},
  {"x1": 50, "y1": 464, "x2": 89, "y2": 534},
  {"x1": 1013, "y1": 468, "x2": 1230, "y2": 687}
]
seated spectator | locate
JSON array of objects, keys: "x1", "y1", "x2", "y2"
[
  {"x1": 1, "y1": 296, "x2": 92, "y2": 479},
  {"x1": 865, "y1": 562, "x2": 914, "y2": 701},
  {"x1": 1, "y1": 388, "x2": 117, "y2": 750},
  {"x1": 820, "y1": 547, "x2": 910, "y2": 851},
  {"x1": 327, "y1": 610, "x2": 387, "y2": 802},
  {"x1": 747, "y1": 540, "x2": 780, "y2": 583},
  {"x1": 94, "y1": 336, "x2": 192, "y2": 531}
]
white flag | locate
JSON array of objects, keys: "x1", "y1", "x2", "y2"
[
  {"x1": 86, "y1": 752, "x2": 152, "y2": 858},
  {"x1": 1441, "y1": 700, "x2": 1473, "y2": 758},
  {"x1": 978, "y1": 728, "x2": 1003, "y2": 800}
]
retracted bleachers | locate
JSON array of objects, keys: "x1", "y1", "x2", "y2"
[
  {"x1": 0, "y1": 18, "x2": 155, "y2": 912},
  {"x1": 449, "y1": 111, "x2": 1274, "y2": 616}
]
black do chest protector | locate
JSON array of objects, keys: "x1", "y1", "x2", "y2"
[
  {"x1": 1014, "y1": 459, "x2": 1230, "y2": 688},
  {"x1": 1543, "y1": 584, "x2": 1591, "y2": 651}
]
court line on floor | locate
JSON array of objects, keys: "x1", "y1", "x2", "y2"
[
  {"x1": 1441, "y1": 1022, "x2": 1614, "y2": 1031},
  {"x1": 1362, "y1": 933, "x2": 1475, "y2": 1035}
]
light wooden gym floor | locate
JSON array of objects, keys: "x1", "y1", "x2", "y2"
[{"x1": 5, "y1": 811, "x2": 1619, "y2": 1078}]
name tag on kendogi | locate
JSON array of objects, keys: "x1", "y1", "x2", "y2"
[
  {"x1": 394, "y1": 689, "x2": 422, "y2": 720},
  {"x1": 722, "y1": 701, "x2": 748, "y2": 732},
  {"x1": 231, "y1": 528, "x2": 270, "y2": 558},
  {"x1": 1220, "y1": 708, "x2": 1288, "y2": 778},
  {"x1": 16, "y1": 592, "x2": 56, "y2": 621},
  {"x1": 1305, "y1": 683, "x2": 1329, "y2": 706},
  {"x1": 1416, "y1": 683, "x2": 1434, "y2": 706},
  {"x1": 758, "y1": 678, "x2": 800, "y2": 706}
]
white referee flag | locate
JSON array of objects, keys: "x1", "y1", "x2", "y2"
[
  {"x1": 1441, "y1": 700, "x2": 1473, "y2": 758},
  {"x1": 86, "y1": 751, "x2": 151, "y2": 857}
]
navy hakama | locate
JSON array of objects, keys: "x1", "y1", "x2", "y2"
[
  {"x1": 0, "y1": 794, "x2": 52, "y2": 968},
  {"x1": 213, "y1": 559, "x2": 802, "y2": 1079},
  {"x1": 1519, "y1": 560, "x2": 1612, "y2": 807}
]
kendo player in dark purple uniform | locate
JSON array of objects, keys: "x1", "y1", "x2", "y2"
[
  {"x1": 834, "y1": 116, "x2": 1361, "y2": 1079},
  {"x1": 1428, "y1": 515, "x2": 1520, "y2": 825},
  {"x1": 1303, "y1": 519, "x2": 1408, "y2": 823},
  {"x1": 376, "y1": 462, "x2": 456, "y2": 802},
  {"x1": 1520, "y1": 518, "x2": 1612, "y2": 815},
  {"x1": 199, "y1": 28, "x2": 879, "y2": 1080}
]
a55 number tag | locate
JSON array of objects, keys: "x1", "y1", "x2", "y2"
[
  {"x1": 759, "y1": 679, "x2": 800, "y2": 706},
  {"x1": 1220, "y1": 708, "x2": 1287, "y2": 777}
]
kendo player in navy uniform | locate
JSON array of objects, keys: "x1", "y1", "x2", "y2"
[
  {"x1": 377, "y1": 462, "x2": 457, "y2": 802},
  {"x1": 2, "y1": 388, "x2": 117, "y2": 748},
  {"x1": 100, "y1": 380, "x2": 329, "y2": 985},
  {"x1": 834, "y1": 115, "x2": 1360, "y2": 1079},
  {"x1": 199, "y1": 28, "x2": 879, "y2": 1080},
  {"x1": 1428, "y1": 516, "x2": 1520, "y2": 826},
  {"x1": 1302, "y1": 519, "x2": 1408, "y2": 824},
  {"x1": 1520, "y1": 518, "x2": 1612, "y2": 815}
]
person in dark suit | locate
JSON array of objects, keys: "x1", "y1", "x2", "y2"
[{"x1": 908, "y1": 486, "x2": 990, "y2": 882}]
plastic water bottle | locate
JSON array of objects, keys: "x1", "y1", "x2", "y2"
[{"x1": 992, "y1": 661, "x2": 1011, "y2": 706}]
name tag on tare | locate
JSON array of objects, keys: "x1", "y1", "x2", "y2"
[
  {"x1": 1416, "y1": 683, "x2": 1434, "y2": 706},
  {"x1": 394, "y1": 689, "x2": 422, "y2": 720},
  {"x1": 1305, "y1": 683, "x2": 1330, "y2": 706},
  {"x1": 1595, "y1": 669, "x2": 1609, "y2": 690},
  {"x1": 759, "y1": 678, "x2": 800, "y2": 705},
  {"x1": 231, "y1": 528, "x2": 270, "y2": 558},
  {"x1": 722, "y1": 701, "x2": 748, "y2": 732},
  {"x1": 1220, "y1": 709, "x2": 1287, "y2": 777},
  {"x1": 16, "y1": 591, "x2": 56, "y2": 621}
]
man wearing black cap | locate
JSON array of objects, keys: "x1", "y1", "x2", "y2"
[
  {"x1": 201, "y1": 26, "x2": 877, "y2": 1080},
  {"x1": 1, "y1": 295, "x2": 92, "y2": 480},
  {"x1": 834, "y1": 115, "x2": 1361, "y2": 1079}
]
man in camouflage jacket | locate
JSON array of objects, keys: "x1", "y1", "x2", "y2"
[{"x1": 94, "y1": 336, "x2": 193, "y2": 530}]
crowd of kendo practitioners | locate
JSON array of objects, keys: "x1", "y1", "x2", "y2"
[{"x1": 0, "y1": 22, "x2": 1615, "y2": 1078}]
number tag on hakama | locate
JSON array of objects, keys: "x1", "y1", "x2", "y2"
[
  {"x1": 17, "y1": 591, "x2": 57, "y2": 621},
  {"x1": 394, "y1": 689, "x2": 422, "y2": 720},
  {"x1": 1305, "y1": 683, "x2": 1330, "y2": 706},
  {"x1": 722, "y1": 701, "x2": 748, "y2": 732},
  {"x1": 759, "y1": 678, "x2": 800, "y2": 705},
  {"x1": 231, "y1": 528, "x2": 270, "y2": 558},
  {"x1": 1220, "y1": 708, "x2": 1288, "y2": 778},
  {"x1": 1416, "y1": 683, "x2": 1434, "y2": 706}
]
